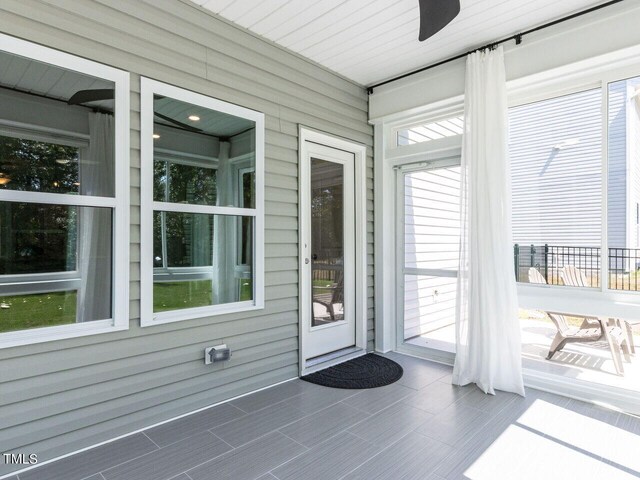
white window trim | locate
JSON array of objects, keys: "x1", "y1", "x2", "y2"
[
  {"x1": 139, "y1": 77, "x2": 264, "y2": 327},
  {"x1": 0, "y1": 33, "x2": 130, "y2": 349}
]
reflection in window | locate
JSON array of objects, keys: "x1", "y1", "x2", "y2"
[
  {"x1": 0, "y1": 136, "x2": 80, "y2": 194},
  {"x1": 153, "y1": 160, "x2": 217, "y2": 205},
  {"x1": 152, "y1": 212, "x2": 253, "y2": 313},
  {"x1": 143, "y1": 80, "x2": 262, "y2": 324},
  {"x1": 0, "y1": 202, "x2": 112, "y2": 332},
  {"x1": 0, "y1": 46, "x2": 118, "y2": 336}
]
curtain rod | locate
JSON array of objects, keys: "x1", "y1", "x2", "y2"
[{"x1": 367, "y1": 0, "x2": 626, "y2": 94}]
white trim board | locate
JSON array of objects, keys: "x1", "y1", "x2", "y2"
[{"x1": 0, "y1": 376, "x2": 299, "y2": 480}]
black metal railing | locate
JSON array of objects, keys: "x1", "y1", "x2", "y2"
[{"x1": 514, "y1": 244, "x2": 640, "y2": 291}]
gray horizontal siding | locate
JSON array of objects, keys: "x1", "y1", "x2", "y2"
[{"x1": 0, "y1": 0, "x2": 373, "y2": 475}]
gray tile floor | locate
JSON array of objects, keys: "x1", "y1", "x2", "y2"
[{"x1": 15, "y1": 352, "x2": 640, "y2": 480}]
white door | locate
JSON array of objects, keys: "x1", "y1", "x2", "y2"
[{"x1": 301, "y1": 142, "x2": 356, "y2": 360}]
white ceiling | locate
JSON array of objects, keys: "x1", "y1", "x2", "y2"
[{"x1": 192, "y1": 0, "x2": 605, "y2": 86}]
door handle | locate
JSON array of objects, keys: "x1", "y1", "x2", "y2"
[{"x1": 305, "y1": 258, "x2": 310, "y2": 264}]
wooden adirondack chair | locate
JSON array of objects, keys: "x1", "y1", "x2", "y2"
[
  {"x1": 546, "y1": 311, "x2": 630, "y2": 375},
  {"x1": 561, "y1": 265, "x2": 636, "y2": 355},
  {"x1": 528, "y1": 268, "x2": 631, "y2": 374},
  {"x1": 560, "y1": 265, "x2": 591, "y2": 287}
]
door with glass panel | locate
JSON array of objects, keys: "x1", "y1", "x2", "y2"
[
  {"x1": 398, "y1": 159, "x2": 461, "y2": 352},
  {"x1": 301, "y1": 142, "x2": 356, "y2": 360}
]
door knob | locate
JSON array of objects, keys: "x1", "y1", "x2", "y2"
[{"x1": 305, "y1": 258, "x2": 310, "y2": 264}]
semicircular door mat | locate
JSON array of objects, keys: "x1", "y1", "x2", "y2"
[{"x1": 301, "y1": 353, "x2": 403, "y2": 389}]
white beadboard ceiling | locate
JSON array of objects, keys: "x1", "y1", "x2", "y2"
[{"x1": 192, "y1": 0, "x2": 605, "y2": 86}]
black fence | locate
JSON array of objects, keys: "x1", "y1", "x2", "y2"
[{"x1": 514, "y1": 244, "x2": 640, "y2": 291}]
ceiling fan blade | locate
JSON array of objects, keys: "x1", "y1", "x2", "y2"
[
  {"x1": 154, "y1": 112, "x2": 203, "y2": 133},
  {"x1": 418, "y1": 0, "x2": 460, "y2": 42},
  {"x1": 67, "y1": 88, "x2": 114, "y2": 105}
]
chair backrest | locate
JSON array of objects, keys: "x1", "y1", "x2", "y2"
[
  {"x1": 561, "y1": 265, "x2": 590, "y2": 287},
  {"x1": 547, "y1": 312, "x2": 571, "y2": 333},
  {"x1": 528, "y1": 267, "x2": 547, "y2": 285}
]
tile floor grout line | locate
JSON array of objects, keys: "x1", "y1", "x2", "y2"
[
  {"x1": 334, "y1": 430, "x2": 418, "y2": 480},
  {"x1": 206, "y1": 430, "x2": 236, "y2": 450},
  {"x1": 273, "y1": 430, "x2": 312, "y2": 451},
  {"x1": 141, "y1": 431, "x2": 162, "y2": 450},
  {"x1": 96, "y1": 430, "x2": 221, "y2": 480},
  {"x1": 181, "y1": 430, "x2": 307, "y2": 479}
]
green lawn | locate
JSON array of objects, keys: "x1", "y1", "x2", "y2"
[
  {"x1": 154, "y1": 279, "x2": 253, "y2": 313},
  {"x1": 0, "y1": 291, "x2": 77, "y2": 333},
  {"x1": 0, "y1": 279, "x2": 255, "y2": 332}
]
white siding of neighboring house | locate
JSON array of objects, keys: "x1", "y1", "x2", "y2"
[
  {"x1": 608, "y1": 81, "x2": 628, "y2": 250},
  {"x1": 403, "y1": 166, "x2": 460, "y2": 339},
  {"x1": 628, "y1": 85, "x2": 640, "y2": 251},
  {"x1": 510, "y1": 88, "x2": 604, "y2": 249}
]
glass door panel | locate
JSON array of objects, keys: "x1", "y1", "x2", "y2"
[
  {"x1": 400, "y1": 163, "x2": 461, "y2": 351},
  {"x1": 311, "y1": 158, "x2": 345, "y2": 326}
]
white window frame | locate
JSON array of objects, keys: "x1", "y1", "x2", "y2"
[
  {"x1": 139, "y1": 77, "x2": 264, "y2": 326},
  {"x1": 511, "y1": 57, "x2": 640, "y2": 321},
  {"x1": 0, "y1": 33, "x2": 130, "y2": 348}
]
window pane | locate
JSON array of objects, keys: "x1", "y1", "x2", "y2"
[
  {"x1": 404, "y1": 166, "x2": 461, "y2": 271},
  {"x1": 608, "y1": 76, "x2": 640, "y2": 291},
  {"x1": 396, "y1": 115, "x2": 464, "y2": 146},
  {"x1": 152, "y1": 212, "x2": 253, "y2": 312},
  {"x1": 153, "y1": 95, "x2": 256, "y2": 208},
  {"x1": 0, "y1": 202, "x2": 113, "y2": 330},
  {"x1": 0, "y1": 49, "x2": 116, "y2": 197},
  {"x1": 510, "y1": 89, "x2": 602, "y2": 287},
  {"x1": 153, "y1": 160, "x2": 217, "y2": 205},
  {"x1": 0, "y1": 201, "x2": 77, "y2": 274},
  {"x1": 0, "y1": 291, "x2": 77, "y2": 333}
]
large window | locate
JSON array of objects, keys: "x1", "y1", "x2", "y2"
[
  {"x1": 140, "y1": 78, "x2": 264, "y2": 326},
  {"x1": 510, "y1": 89, "x2": 602, "y2": 288},
  {"x1": 0, "y1": 34, "x2": 129, "y2": 347},
  {"x1": 511, "y1": 76, "x2": 640, "y2": 295}
]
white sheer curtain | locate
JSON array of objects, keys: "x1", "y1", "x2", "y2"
[
  {"x1": 212, "y1": 140, "x2": 235, "y2": 304},
  {"x1": 77, "y1": 112, "x2": 114, "y2": 322},
  {"x1": 452, "y1": 46, "x2": 525, "y2": 396}
]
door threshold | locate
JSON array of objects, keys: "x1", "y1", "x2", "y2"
[{"x1": 302, "y1": 347, "x2": 364, "y2": 375}]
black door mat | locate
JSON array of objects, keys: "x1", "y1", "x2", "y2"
[{"x1": 301, "y1": 353, "x2": 403, "y2": 389}]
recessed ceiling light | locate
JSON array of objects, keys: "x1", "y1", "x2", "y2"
[
  {"x1": 153, "y1": 133, "x2": 160, "y2": 139},
  {"x1": 55, "y1": 159, "x2": 70, "y2": 165},
  {"x1": 188, "y1": 115, "x2": 200, "y2": 122},
  {"x1": 0, "y1": 175, "x2": 10, "y2": 185}
]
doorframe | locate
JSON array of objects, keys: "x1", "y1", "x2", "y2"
[
  {"x1": 394, "y1": 157, "x2": 460, "y2": 364},
  {"x1": 298, "y1": 126, "x2": 368, "y2": 375}
]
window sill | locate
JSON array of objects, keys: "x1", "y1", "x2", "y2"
[
  {"x1": 517, "y1": 283, "x2": 640, "y2": 321},
  {"x1": 0, "y1": 320, "x2": 128, "y2": 349},
  {"x1": 141, "y1": 301, "x2": 264, "y2": 327}
]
